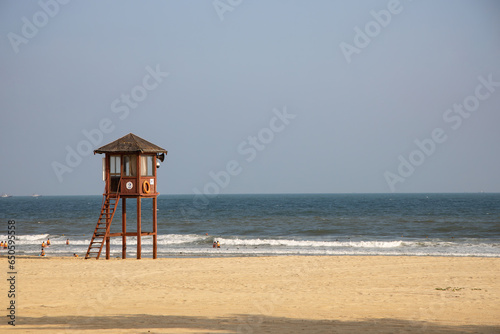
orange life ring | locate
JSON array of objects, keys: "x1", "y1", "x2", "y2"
[{"x1": 142, "y1": 180, "x2": 151, "y2": 194}]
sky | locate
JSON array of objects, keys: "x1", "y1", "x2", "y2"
[{"x1": 1, "y1": 0, "x2": 500, "y2": 196}]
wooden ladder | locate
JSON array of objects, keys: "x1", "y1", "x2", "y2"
[{"x1": 85, "y1": 194, "x2": 120, "y2": 259}]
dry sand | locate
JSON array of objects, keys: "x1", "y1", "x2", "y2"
[{"x1": 2, "y1": 256, "x2": 499, "y2": 333}]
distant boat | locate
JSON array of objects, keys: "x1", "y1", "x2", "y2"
[
  {"x1": 31, "y1": 193, "x2": 41, "y2": 198},
  {"x1": 1, "y1": 193, "x2": 12, "y2": 198}
]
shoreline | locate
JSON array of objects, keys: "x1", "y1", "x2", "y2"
[
  {"x1": 3, "y1": 253, "x2": 500, "y2": 259},
  {"x1": 2, "y1": 255, "x2": 499, "y2": 333}
]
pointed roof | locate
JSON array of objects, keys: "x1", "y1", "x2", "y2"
[{"x1": 94, "y1": 133, "x2": 167, "y2": 154}]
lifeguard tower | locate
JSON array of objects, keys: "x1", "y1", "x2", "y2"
[{"x1": 85, "y1": 133, "x2": 167, "y2": 260}]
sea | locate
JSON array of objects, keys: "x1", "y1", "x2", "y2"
[{"x1": 1, "y1": 193, "x2": 499, "y2": 258}]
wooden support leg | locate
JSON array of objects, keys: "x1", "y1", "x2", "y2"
[
  {"x1": 153, "y1": 196, "x2": 157, "y2": 259},
  {"x1": 106, "y1": 236, "x2": 110, "y2": 259},
  {"x1": 122, "y1": 198, "x2": 126, "y2": 259},
  {"x1": 106, "y1": 203, "x2": 110, "y2": 260},
  {"x1": 137, "y1": 197, "x2": 141, "y2": 259}
]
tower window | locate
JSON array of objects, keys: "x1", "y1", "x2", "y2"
[
  {"x1": 110, "y1": 156, "x2": 121, "y2": 175},
  {"x1": 140, "y1": 156, "x2": 154, "y2": 176},
  {"x1": 124, "y1": 155, "x2": 137, "y2": 176}
]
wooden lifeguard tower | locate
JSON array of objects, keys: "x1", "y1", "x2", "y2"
[{"x1": 85, "y1": 133, "x2": 167, "y2": 260}]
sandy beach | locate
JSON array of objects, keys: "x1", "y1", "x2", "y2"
[{"x1": 2, "y1": 256, "x2": 499, "y2": 333}]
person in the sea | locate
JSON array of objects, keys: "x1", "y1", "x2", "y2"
[
  {"x1": 40, "y1": 248, "x2": 45, "y2": 256},
  {"x1": 47, "y1": 239, "x2": 51, "y2": 246},
  {"x1": 73, "y1": 253, "x2": 78, "y2": 258},
  {"x1": 0, "y1": 241, "x2": 3, "y2": 248},
  {"x1": 66, "y1": 239, "x2": 69, "y2": 245},
  {"x1": 213, "y1": 241, "x2": 216, "y2": 248},
  {"x1": 41, "y1": 242, "x2": 46, "y2": 248},
  {"x1": 217, "y1": 241, "x2": 220, "y2": 248}
]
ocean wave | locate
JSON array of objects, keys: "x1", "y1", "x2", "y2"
[
  {"x1": 216, "y1": 237, "x2": 403, "y2": 248},
  {"x1": 4, "y1": 234, "x2": 49, "y2": 242},
  {"x1": 105, "y1": 234, "x2": 206, "y2": 246},
  {"x1": 5, "y1": 233, "x2": 499, "y2": 258}
]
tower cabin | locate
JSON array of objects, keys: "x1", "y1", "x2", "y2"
[{"x1": 85, "y1": 133, "x2": 167, "y2": 260}]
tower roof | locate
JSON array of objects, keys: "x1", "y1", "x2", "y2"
[{"x1": 94, "y1": 133, "x2": 167, "y2": 154}]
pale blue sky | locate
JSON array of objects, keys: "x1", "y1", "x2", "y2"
[{"x1": 1, "y1": 0, "x2": 499, "y2": 195}]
